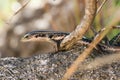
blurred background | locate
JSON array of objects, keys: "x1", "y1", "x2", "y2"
[{"x1": 0, "y1": 0, "x2": 120, "y2": 57}]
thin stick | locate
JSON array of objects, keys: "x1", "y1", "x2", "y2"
[
  {"x1": 113, "y1": 25, "x2": 120, "y2": 29},
  {"x1": 60, "y1": 0, "x2": 97, "y2": 50},
  {"x1": 61, "y1": 25, "x2": 114, "y2": 80},
  {"x1": 6, "y1": 0, "x2": 31, "y2": 24},
  {"x1": 96, "y1": 0, "x2": 108, "y2": 14},
  {"x1": 91, "y1": 0, "x2": 108, "y2": 34}
]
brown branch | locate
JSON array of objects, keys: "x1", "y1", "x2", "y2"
[
  {"x1": 113, "y1": 25, "x2": 120, "y2": 29},
  {"x1": 60, "y1": 0, "x2": 97, "y2": 50},
  {"x1": 61, "y1": 26, "x2": 114, "y2": 80},
  {"x1": 6, "y1": 0, "x2": 31, "y2": 24},
  {"x1": 14, "y1": 0, "x2": 31, "y2": 16},
  {"x1": 96, "y1": 0, "x2": 108, "y2": 14}
]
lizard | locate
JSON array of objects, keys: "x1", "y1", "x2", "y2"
[{"x1": 21, "y1": 30, "x2": 120, "y2": 55}]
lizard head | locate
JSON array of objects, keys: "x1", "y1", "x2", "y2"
[
  {"x1": 21, "y1": 31, "x2": 49, "y2": 42},
  {"x1": 21, "y1": 31, "x2": 69, "y2": 42},
  {"x1": 21, "y1": 31, "x2": 59, "y2": 55},
  {"x1": 21, "y1": 31, "x2": 69, "y2": 52}
]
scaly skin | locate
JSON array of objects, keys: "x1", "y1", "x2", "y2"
[
  {"x1": 21, "y1": 31, "x2": 91, "y2": 50},
  {"x1": 21, "y1": 30, "x2": 120, "y2": 53}
]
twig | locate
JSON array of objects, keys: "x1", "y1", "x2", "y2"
[
  {"x1": 96, "y1": 0, "x2": 108, "y2": 14},
  {"x1": 113, "y1": 25, "x2": 120, "y2": 29},
  {"x1": 61, "y1": 25, "x2": 114, "y2": 80},
  {"x1": 60, "y1": 0, "x2": 97, "y2": 50},
  {"x1": 14, "y1": 0, "x2": 31, "y2": 16},
  {"x1": 6, "y1": 0, "x2": 31, "y2": 24},
  {"x1": 91, "y1": 0, "x2": 108, "y2": 35}
]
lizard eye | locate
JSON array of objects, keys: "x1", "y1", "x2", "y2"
[
  {"x1": 23, "y1": 34, "x2": 30, "y2": 39},
  {"x1": 21, "y1": 34, "x2": 31, "y2": 41}
]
